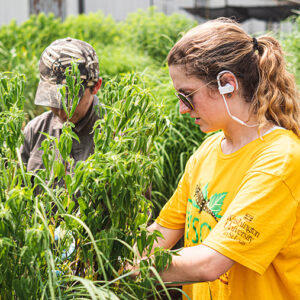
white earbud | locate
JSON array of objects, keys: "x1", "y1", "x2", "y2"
[
  {"x1": 218, "y1": 83, "x2": 234, "y2": 95},
  {"x1": 217, "y1": 70, "x2": 238, "y2": 95},
  {"x1": 217, "y1": 70, "x2": 258, "y2": 128}
]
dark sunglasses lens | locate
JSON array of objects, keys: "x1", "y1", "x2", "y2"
[{"x1": 177, "y1": 93, "x2": 194, "y2": 110}]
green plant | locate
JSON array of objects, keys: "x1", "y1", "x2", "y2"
[
  {"x1": 281, "y1": 13, "x2": 300, "y2": 86},
  {"x1": 121, "y1": 7, "x2": 197, "y2": 63},
  {"x1": 0, "y1": 65, "x2": 184, "y2": 299},
  {"x1": 1, "y1": 9, "x2": 299, "y2": 298},
  {"x1": 62, "y1": 12, "x2": 119, "y2": 47}
]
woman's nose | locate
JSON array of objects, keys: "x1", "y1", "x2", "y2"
[{"x1": 179, "y1": 100, "x2": 191, "y2": 114}]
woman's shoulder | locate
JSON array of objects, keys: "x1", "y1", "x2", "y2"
[
  {"x1": 264, "y1": 129, "x2": 300, "y2": 156},
  {"x1": 252, "y1": 129, "x2": 300, "y2": 176}
]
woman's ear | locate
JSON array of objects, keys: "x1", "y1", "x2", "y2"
[
  {"x1": 220, "y1": 73, "x2": 238, "y2": 93},
  {"x1": 92, "y1": 78, "x2": 102, "y2": 94}
]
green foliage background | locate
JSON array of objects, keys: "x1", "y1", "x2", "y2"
[{"x1": 0, "y1": 7, "x2": 299, "y2": 299}]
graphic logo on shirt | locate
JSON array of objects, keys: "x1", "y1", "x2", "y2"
[
  {"x1": 185, "y1": 183, "x2": 227, "y2": 244},
  {"x1": 223, "y1": 214, "x2": 260, "y2": 245},
  {"x1": 195, "y1": 183, "x2": 227, "y2": 222}
]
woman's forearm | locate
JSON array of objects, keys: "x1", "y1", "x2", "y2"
[{"x1": 160, "y1": 244, "x2": 235, "y2": 284}]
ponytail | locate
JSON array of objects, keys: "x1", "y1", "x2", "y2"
[{"x1": 253, "y1": 36, "x2": 300, "y2": 137}]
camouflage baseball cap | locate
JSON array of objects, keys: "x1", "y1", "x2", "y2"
[{"x1": 34, "y1": 37, "x2": 99, "y2": 108}]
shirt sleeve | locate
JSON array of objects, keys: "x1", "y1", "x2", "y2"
[
  {"x1": 155, "y1": 155, "x2": 193, "y2": 230},
  {"x1": 155, "y1": 133, "x2": 221, "y2": 230},
  {"x1": 203, "y1": 171, "x2": 298, "y2": 275}
]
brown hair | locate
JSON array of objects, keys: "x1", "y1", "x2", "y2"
[{"x1": 167, "y1": 18, "x2": 300, "y2": 137}]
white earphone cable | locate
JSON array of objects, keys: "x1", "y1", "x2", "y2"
[
  {"x1": 218, "y1": 70, "x2": 258, "y2": 128},
  {"x1": 221, "y1": 94, "x2": 258, "y2": 128}
]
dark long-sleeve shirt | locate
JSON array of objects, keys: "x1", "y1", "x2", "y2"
[{"x1": 20, "y1": 96, "x2": 100, "y2": 172}]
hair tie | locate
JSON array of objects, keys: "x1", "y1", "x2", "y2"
[{"x1": 252, "y1": 37, "x2": 258, "y2": 51}]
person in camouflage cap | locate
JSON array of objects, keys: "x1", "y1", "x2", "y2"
[
  {"x1": 20, "y1": 37, "x2": 102, "y2": 172},
  {"x1": 35, "y1": 37, "x2": 100, "y2": 109}
]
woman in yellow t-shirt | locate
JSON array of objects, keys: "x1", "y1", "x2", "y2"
[{"x1": 148, "y1": 18, "x2": 300, "y2": 300}]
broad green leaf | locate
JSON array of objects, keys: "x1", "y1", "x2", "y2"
[{"x1": 207, "y1": 192, "x2": 227, "y2": 219}]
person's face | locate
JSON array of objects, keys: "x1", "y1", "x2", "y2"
[
  {"x1": 51, "y1": 88, "x2": 93, "y2": 124},
  {"x1": 169, "y1": 65, "x2": 225, "y2": 133},
  {"x1": 50, "y1": 78, "x2": 102, "y2": 124}
]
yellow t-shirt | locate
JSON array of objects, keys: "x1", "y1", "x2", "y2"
[{"x1": 156, "y1": 129, "x2": 300, "y2": 300}]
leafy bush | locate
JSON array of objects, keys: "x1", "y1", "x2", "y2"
[
  {"x1": 0, "y1": 7, "x2": 207, "y2": 237},
  {"x1": 121, "y1": 7, "x2": 197, "y2": 63},
  {"x1": 281, "y1": 13, "x2": 300, "y2": 85},
  {"x1": 62, "y1": 12, "x2": 120, "y2": 47},
  {"x1": 0, "y1": 68, "x2": 183, "y2": 298},
  {"x1": 0, "y1": 8, "x2": 299, "y2": 298},
  {"x1": 0, "y1": 13, "x2": 62, "y2": 56},
  {"x1": 0, "y1": 13, "x2": 63, "y2": 119},
  {"x1": 98, "y1": 44, "x2": 155, "y2": 78},
  {"x1": 0, "y1": 9, "x2": 195, "y2": 120}
]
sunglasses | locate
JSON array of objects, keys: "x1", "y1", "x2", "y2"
[
  {"x1": 174, "y1": 80, "x2": 214, "y2": 111},
  {"x1": 175, "y1": 91, "x2": 195, "y2": 110}
]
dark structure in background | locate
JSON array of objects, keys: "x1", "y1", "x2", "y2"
[
  {"x1": 183, "y1": 0, "x2": 300, "y2": 26},
  {"x1": 28, "y1": 0, "x2": 299, "y2": 29},
  {"x1": 78, "y1": 0, "x2": 85, "y2": 14}
]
